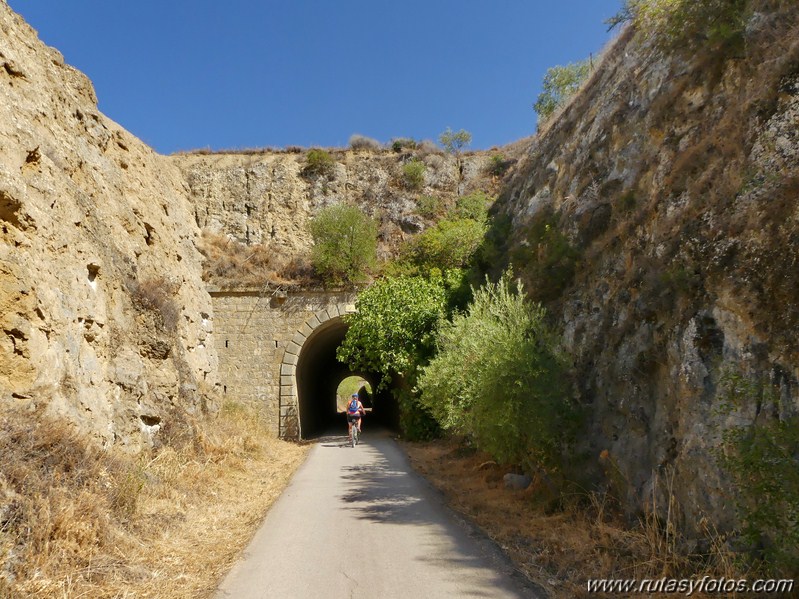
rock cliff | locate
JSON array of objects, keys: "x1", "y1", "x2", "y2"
[
  {"x1": 496, "y1": 5, "x2": 799, "y2": 532},
  {"x1": 0, "y1": 3, "x2": 216, "y2": 449},
  {"x1": 172, "y1": 148, "x2": 497, "y2": 264}
]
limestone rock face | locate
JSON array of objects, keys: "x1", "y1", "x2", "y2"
[
  {"x1": 173, "y1": 150, "x2": 495, "y2": 261},
  {"x1": 499, "y1": 10, "x2": 799, "y2": 533},
  {"x1": 0, "y1": 4, "x2": 217, "y2": 449}
]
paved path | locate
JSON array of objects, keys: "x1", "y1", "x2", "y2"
[{"x1": 215, "y1": 429, "x2": 541, "y2": 599}]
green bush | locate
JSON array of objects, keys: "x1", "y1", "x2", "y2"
[
  {"x1": 397, "y1": 387, "x2": 441, "y2": 441},
  {"x1": 452, "y1": 191, "x2": 492, "y2": 224},
  {"x1": 609, "y1": 0, "x2": 750, "y2": 50},
  {"x1": 514, "y1": 213, "x2": 581, "y2": 302},
  {"x1": 402, "y1": 159, "x2": 426, "y2": 190},
  {"x1": 416, "y1": 195, "x2": 442, "y2": 219},
  {"x1": 534, "y1": 60, "x2": 591, "y2": 122},
  {"x1": 487, "y1": 154, "x2": 511, "y2": 177},
  {"x1": 309, "y1": 205, "x2": 377, "y2": 285},
  {"x1": 391, "y1": 138, "x2": 418, "y2": 152},
  {"x1": 715, "y1": 369, "x2": 799, "y2": 574},
  {"x1": 417, "y1": 271, "x2": 578, "y2": 470},
  {"x1": 303, "y1": 148, "x2": 335, "y2": 178},
  {"x1": 403, "y1": 218, "x2": 486, "y2": 271}
]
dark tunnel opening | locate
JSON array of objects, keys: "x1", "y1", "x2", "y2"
[{"x1": 295, "y1": 317, "x2": 399, "y2": 439}]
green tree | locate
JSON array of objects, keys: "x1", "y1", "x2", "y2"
[
  {"x1": 439, "y1": 127, "x2": 472, "y2": 156},
  {"x1": 439, "y1": 127, "x2": 472, "y2": 192},
  {"x1": 533, "y1": 60, "x2": 591, "y2": 122},
  {"x1": 417, "y1": 272, "x2": 578, "y2": 469},
  {"x1": 310, "y1": 205, "x2": 377, "y2": 285},
  {"x1": 337, "y1": 276, "x2": 447, "y2": 385}
]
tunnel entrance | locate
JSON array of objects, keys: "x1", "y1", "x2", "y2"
[{"x1": 293, "y1": 316, "x2": 398, "y2": 439}]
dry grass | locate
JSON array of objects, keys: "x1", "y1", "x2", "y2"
[
  {"x1": 403, "y1": 438, "x2": 748, "y2": 599},
  {"x1": 197, "y1": 230, "x2": 315, "y2": 289},
  {"x1": 0, "y1": 401, "x2": 308, "y2": 598}
]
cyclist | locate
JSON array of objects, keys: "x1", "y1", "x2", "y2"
[{"x1": 346, "y1": 393, "x2": 365, "y2": 441}]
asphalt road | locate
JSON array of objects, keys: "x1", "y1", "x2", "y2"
[{"x1": 214, "y1": 429, "x2": 542, "y2": 599}]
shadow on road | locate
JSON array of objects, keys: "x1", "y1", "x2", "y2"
[{"x1": 334, "y1": 433, "x2": 541, "y2": 598}]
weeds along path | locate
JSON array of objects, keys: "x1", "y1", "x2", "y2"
[{"x1": 215, "y1": 428, "x2": 539, "y2": 599}]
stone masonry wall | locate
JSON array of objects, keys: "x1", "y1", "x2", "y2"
[{"x1": 210, "y1": 289, "x2": 355, "y2": 437}]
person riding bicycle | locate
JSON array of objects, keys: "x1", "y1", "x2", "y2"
[{"x1": 346, "y1": 393, "x2": 365, "y2": 439}]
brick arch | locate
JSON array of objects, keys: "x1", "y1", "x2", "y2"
[{"x1": 278, "y1": 302, "x2": 355, "y2": 439}]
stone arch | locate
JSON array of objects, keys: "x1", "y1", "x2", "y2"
[{"x1": 278, "y1": 302, "x2": 355, "y2": 439}]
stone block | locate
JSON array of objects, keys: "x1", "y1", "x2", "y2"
[
  {"x1": 291, "y1": 331, "x2": 307, "y2": 346},
  {"x1": 285, "y1": 341, "x2": 301, "y2": 356},
  {"x1": 280, "y1": 363, "x2": 295, "y2": 376},
  {"x1": 283, "y1": 352, "x2": 299, "y2": 365},
  {"x1": 307, "y1": 315, "x2": 321, "y2": 329}
]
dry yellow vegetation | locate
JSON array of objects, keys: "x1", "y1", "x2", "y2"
[
  {"x1": 0, "y1": 401, "x2": 308, "y2": 598},
  {"x1": 403, "y1": 438, "x2": 747, "y2": 599}
]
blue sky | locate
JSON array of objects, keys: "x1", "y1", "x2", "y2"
[{"x1": 8, "y1": 1, "x2": 622, "y2": 154}]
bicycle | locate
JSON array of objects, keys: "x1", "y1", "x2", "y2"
[{"x1": 350, "y1": 422, "x2": 359, "y2": 447}]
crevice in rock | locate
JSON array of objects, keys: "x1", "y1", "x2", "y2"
[
  {"x1": 0, "y1": 190, "x2": 22, "y2": 228},
  {"x1": 143, "y1": 222, "x2": 155, "y2": 246},
  {"x1": 5, "y1": 328, "x2": 27, "y2": 356},
  {"x1": 2, "y1": 60, "x2": 25, "y2": 79},
  {"x1": 140, "y1": 415, "x2": 161, "y2": 427}
]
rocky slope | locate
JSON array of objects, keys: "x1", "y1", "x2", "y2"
[
  {"x1": 172, "y1": 148, "x2": 499, "y2": 266},
  {"x1": 496, "y1": 4, "x2": 799, "y2": 534},
  {"x1": 0, "y1": 2, "x2": 216, "y2": 449}
]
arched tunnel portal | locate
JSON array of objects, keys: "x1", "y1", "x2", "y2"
[{"x1": 281, "y1": 313, "x2": 399, "y2": 439}]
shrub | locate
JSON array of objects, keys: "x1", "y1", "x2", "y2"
[
  {"x1": 487, "y1": 154, "x2": 511, "y2": 177},
  {"x1": 534, "y1": 60, "x2": 591, "y2": 122},
  {"x1": 403, "y1": 218, "x2": 486, "y2": 271},
  {"x1": 197, "y1": 231, "x2": 314, "y2": 288},
  {"x1": 302, "y1": 148, "x2": 335, "y2": 178},
  {"x1": 417, "y1": 271, "x2": 578, "y2": 469},
  {"x1": 127, "y1": 277, "x2": 180, "y2": 331},
  {"x1": 397, "y1": 387, "x2": 441, "y2": 441},
  {"x1": 609, "y1": 0, "x2": 750, "y2": 51},
  {"x1": 309, "y1": 205, "x2": 377, "y2": 285},
  {"x1": 349, "y1": 134, "x2": 382, "y2": 151},
  {"x1": 391, "y1": 138, "x2": 417, "y2": 152},
  {"x1": 452, "y1": 191, "x2": 492, "y2": 224},
  {"x1": 417, "y1": 139, "x2": 442, "y2": 155},
  {"x1": 514, "y1": 213, "x2": 581, "y2": 302},
  {"x1": 715, "y1": 369, "x2": 799, "y2": 574},
  {"x1": 402, "y1": 159, "x2": 426, "y2": 190},
  {"x1": 416, "y1": 195, "x2": 442, "y2": 219}
]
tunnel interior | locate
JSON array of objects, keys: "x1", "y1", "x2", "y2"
[{"x1": 295, "y1": 317, "x2": 399, "y2": 438}]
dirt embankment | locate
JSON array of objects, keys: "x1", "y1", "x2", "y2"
[{"x1": 404, "y1": 438, "x2": 747, "y2": 599}]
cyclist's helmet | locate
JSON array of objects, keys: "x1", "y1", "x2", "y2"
[{"x1": 351, "y1": 393, "x2": 358, "y2": 398}]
